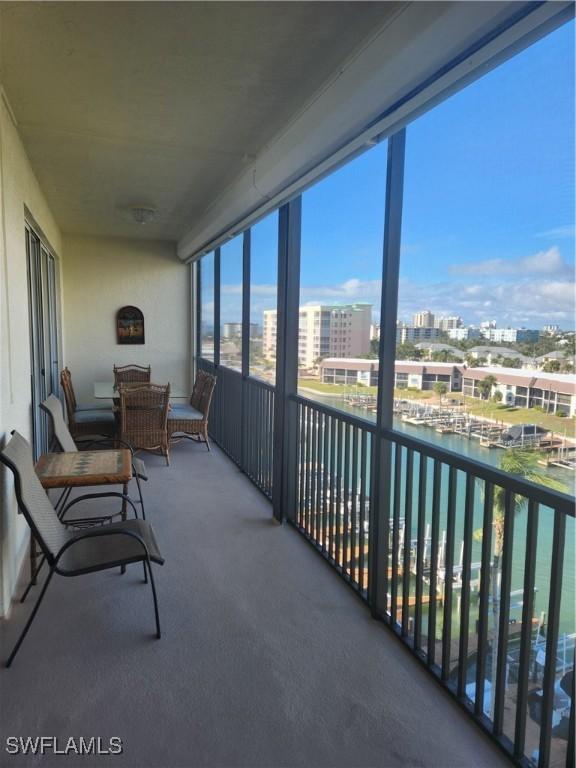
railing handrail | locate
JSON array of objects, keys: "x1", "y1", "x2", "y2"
[
  {"x1": 384, "y1": 427, "x2": 575, "y2": 516},
  {"x1": 291, "y1": 394, "x2": 377, "y2": 433},
  {"x1": 198, "y1": 358, "x2": 276, "y2": 392}
]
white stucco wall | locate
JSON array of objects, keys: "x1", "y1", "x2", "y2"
[
  {"x1": 62, "y1": 236, "x2": 189, "y2": 405},
  {"x1": 0, "y1": 90, "x2": 63, "y2": 616}
]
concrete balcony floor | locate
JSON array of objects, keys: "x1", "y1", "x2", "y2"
[{"x1": 1, "y1": 441, "x2": 510, "y2": 768}]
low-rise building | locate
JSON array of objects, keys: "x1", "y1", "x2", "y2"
[
  {"x1": 462, "y1": 367, "x2": 576, "y2": 416},
  {"x1": 467, "y1": 346, "x2": 530, "y2": 365},
  {"x1": 319, "y1": 359, "x2": 463, "y2": 391}
]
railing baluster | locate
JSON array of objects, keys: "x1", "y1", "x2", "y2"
[
  {"x1": 315, "y1": 411, "x2": 323, "y2": 544},
  {"x1": 390, "y1": 443, "x2": 402, "y2": 626},
  {"x1": 312, "y1": 407, "x2": 319, "y2": 539},
  {"x1": 493, "y1": 490, "x2": 515, "y2": 736},
  {"x1": 322, "y1": 411, "x2": 330, "y2": 554},
  {"x1": 538, "y1": 508, "x2": 566, "y2": 768},
  {"x1": 343, "y1": 423, "x2": 351, "y2": 578},
  {"x1": 414, "y1": 452, "x2": 427, "y2": 652},
  {"x1": 336, "y1": 419, "x2": 344, "y2": 569},
  {"x1": 457, "y1": 473, "x2": 475, "y2": 700},
  {"x1": 441, "y1": 466, "x2": 457, "y2": 683},
  {"x1": 402, "y1": 448, "x2": 414, "y2": 637},
  {"x1": 305, "y1": 405, "x2": 313, "y2": 535},
  {"x1": 329, "y1": 414, "x2": 336, "y2": 561},
  {"x1": 514, "y1": 499, "x2": 539, "y2": 760},
  {"x1": 351, "y1": 426, "x2": 359, "y2": 587},
  {"x1": 475, "y1": 481, "x2": 493, "y2": 718},
  {"x1": 428, "y1": 458, "x2": 441, "y2": 667},
  {"x1": 360, "y1": 430, "x2": 368, "y2": 593}
]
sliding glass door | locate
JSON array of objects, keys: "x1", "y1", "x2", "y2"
[{"x1": 25, "y1": 223, "x2": 61, "y2": 458}]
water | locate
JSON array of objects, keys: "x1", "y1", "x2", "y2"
[{"x1": 305, "y1": 393, "x2": 575, "y2": 636}]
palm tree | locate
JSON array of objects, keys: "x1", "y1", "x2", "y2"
[
  {"x1": 475, "y1": 449, "x2": 566, "y2": 717},
  {"x1": 433, "y1": 381, "x2": 448, "y2": 403},
  {"x1": 477, "y1": 374, "x2": 498, "y2": 400}
]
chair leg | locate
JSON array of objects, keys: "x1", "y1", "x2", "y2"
[
  {"x1": 7, "y1": 568, "x2": 55, "y2": 668},
  {"x1": 204, "y1": 425, "x2": 211, "y2": 452},
  {"x1": 145, "y1": 559, "x2": 161, "y2": 639},
  {"x1": 134, "y1": 473, "x2": 146, "y2": 520},
  {"x1": 143, "y1": 562, "x2": 148, "y2": 584}
]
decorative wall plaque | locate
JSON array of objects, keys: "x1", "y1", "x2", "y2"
[{"x1": 116, "y1": 305, "x2": 145, "y2": 345}]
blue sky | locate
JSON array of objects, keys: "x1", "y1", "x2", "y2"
[{"x1": 216, "y1": 19, "x2": 575, "y2": 330}]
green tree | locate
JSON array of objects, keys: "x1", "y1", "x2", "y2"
[
  {"x1": 542, "y1": 359, "x2": 561, "y2": 373},
  {"x1": 501, "y1": 357, "x2": 523, "y2": 369},
  {"x1": 477, "y1": 374, "x2": 497, "y2": 400},
  {"x1": 433, "y1": 381, "x2": 448, "y2": 403},
  {"x1": 395, "y1": 342, "x2": 423, "y2": 361},
  {"x1": 492, "y1": 390, "x2": 503, "y2": 404},
  {"x1": 431, "y1": 350, "x2": 463, "y2": 363}
]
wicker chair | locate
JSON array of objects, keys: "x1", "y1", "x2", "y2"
[
  {"x1": 119, "y1": 383, "x2": 170, "y2": 465},
  {"x1": 168, "y1": 370, "x2": 216, "y2": 451},
  {"x1": 0, "y1": 431, "x2": 164, "y2": 667},
  {"x1": 60, "y1": 367, "x2": 115, "y2": 440},
  {"x1": 113, "y1": 364, "x2": 151, "y2": 385}
]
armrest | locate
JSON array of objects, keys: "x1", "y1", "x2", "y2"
[
  {"x1": 60, "y1": 492, "x2": 139, "y2": 521},
  {"x1": 55, "y1": 526, "x2": 150, "y2": 565},
  {"x1": 77, "y1": 437, "x2": 135, "y2": 455}
]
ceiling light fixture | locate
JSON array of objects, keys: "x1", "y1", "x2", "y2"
[{"x1": 129, "y1": 206, "x2": 157, "y2": 225}]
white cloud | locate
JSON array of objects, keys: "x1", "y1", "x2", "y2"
[
  {"x1": 301, "y1": 278, "x2": 381, "y2": 301},
  {"x1": 449, "y1": 246, "x2": 566, "y2": 276},
  {"x1": 536, "y1": 225, "x2": 575, "y2": 239},
  {"x1": 397, "y1": 275, "x2": 575, "y2": 327}
]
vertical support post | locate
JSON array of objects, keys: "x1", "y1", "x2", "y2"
[
  {"x1": 241, "y1": 230, "x2": 251, "y2": 378},
  {"x1": 369, "y1": 129, "x2": 406, "y2": 617},
  {"x1": 241, "y1": 230, "x2": 251, "y2": 469},
  {"x1": 272, "y1": 197, "x2": 302, "y2": 522},
  {"x1": 191, "y1": 260, "x2": 199, "y2": 386},
  {"x1": 214, "y1": 247, "x2": 221, "y2": 368}
]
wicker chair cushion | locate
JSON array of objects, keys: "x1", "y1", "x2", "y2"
[
  {"x1": 76, "y1": 403, "x2": 111, "y2": 412},
  {"x1": 167, "y1": 404, "x2": 204, "y2": 421},
  {"x1": 75, "y1": 409, "x2": 115, "y2": 424}
]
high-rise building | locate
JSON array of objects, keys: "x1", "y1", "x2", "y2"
[
  {"x1": 263, "y1": 303, "x2": 372, "y2": 368},
  {"x1": 222, "y1": 322, "x2": 260, "y2": 339},
  {"x1": 447, "y1": 327, "x2": 481, "y2": 341},
  {"x1": 481, "y1": 328, "x2": 540, "y2": 343},
  {"x1": 435, "y1": 315, "x2": 463, "y2": 331},
  {"x1": 396, "y1": 325, "x2": 441, "y2": 344},
  {"x1": 413, "y1": 310, "x2": 435, "y2": 328}
]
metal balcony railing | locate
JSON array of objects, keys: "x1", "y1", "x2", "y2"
[{"x1": 195, "y1": 362, "x2": 574, "y2": 768}]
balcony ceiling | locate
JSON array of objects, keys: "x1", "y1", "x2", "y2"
[{"x1": 0, "y1": 1, "x2": 399, "y2": 241}]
